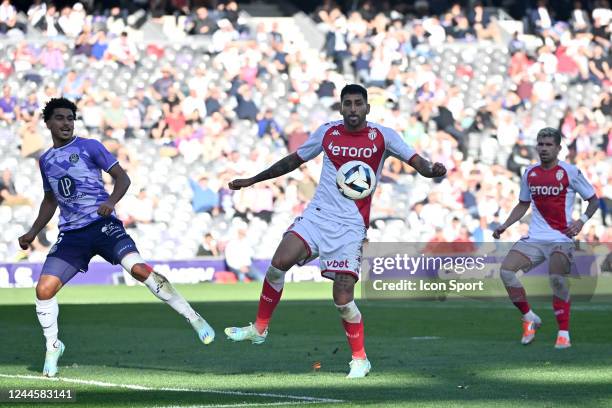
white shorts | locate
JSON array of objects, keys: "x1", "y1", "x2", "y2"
[
  {"x1": 511, "y1": 237, "x2": 575, "y2": 270},
  {"x1": 286, "y1": 214, "x2": 366, "y2": 281}
]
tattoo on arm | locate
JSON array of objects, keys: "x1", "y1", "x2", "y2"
[{"x1": 253, "y1": 153, "x2": 304, "y2": 183}]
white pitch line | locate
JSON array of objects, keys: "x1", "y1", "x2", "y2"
[
  {"x1": 158, "y1": 402, "x2": 330, "y2": 408},
  {"x1": 0, "y1": 374, "x2": 343, "y2": 404}
]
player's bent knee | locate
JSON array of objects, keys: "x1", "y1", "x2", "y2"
[
  {"x1": 36, "y1": 283, "x2": 58, "y2": 300},
  {"x1": 502, "y1": 251, "x2": 531, "y2": 272},
  {"x1": 270, "y1": 256, "x2": 294, "y2": 272}
]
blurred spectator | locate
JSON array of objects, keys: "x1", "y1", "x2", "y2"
[
  {"x1": 588, "y1": 45, "x2": 610, "y2": 86},
  {"x1": 0, "y1": 0, "x2": 26, "y2": 35},
  {"x1": 0, "y1": 85, "x2": 17, "y2": 124},
  {"x1": 189, "y1": 7, "x2": 216, "y2": 35},
  {"x1": 39, "y1": 41, "x2": 66, "y2": 72},
  {"x1": 60, "y1": 70, "x2": 86, "y2": 101},
  {"x1": 197, "y1": 233, "x2": 220, "y2": 257},
  {"x1": 106, "y1": 6, "x2": 126, "y2": 36},
  {"x1": 118, "y1": 188, "x2": 156, "y2": 227},
  {"x1": 90, "y1": 30, "x2": 109, "y2": 60},
  {"x1": 103, "y1": 96, "x2": 128, "y2": 137},
  {"x1": 224, "y1": 226, "x2": 261, "y2": 282},
  {"x1": 189, "y1": 175, "x2": 219, "y2": 214},
  {"x1": 57, "y1": 3, "x2": 86, "y2": 38},
  {"x1": 205, "y1": 86, "x2": 222, "y2": 116},
  {"x1": 17, "y1": 92, "x2": 40, "y2": 122},
  {"x1": 235, "y1": 85, "x2": 259, "y2": 121},
  {"x1": 0, "y1": 169, "x2": 30, "y2": 207},
  {"x1": 80, "y1": 95, "x2": 103, "y2": 134},
  {"x1": 210, "y1": 19, "x2": 238, "y2": 53},
  {"x1": 507, "y1": 137, "x2": 536, "y2": 177},
  {"x1": 27, "y1": 0, "x2": 46, "y2": 29},
  {"x1": 570, "y1": 1, "x2": 591, "y2": 33},
  {"x1": 257, "y1": 109, "x2": 282, "y2": 138},
  {"x1": 152, "y1": 66, "x2": 175, "y2": 100},
  {"x1": 107, "y1": 31, "x2": 138, "y2": 68},
  {"x1": 18, "y1": 121, "x2": 44, "y2": 159},
  {"x1": 182, "y1": 88, "x2": 207, "y2": 119},
  {"x1": 35, "y1": 4, "x2": 60, "y2": 36},
  {"x1": 529, "y1": 0, "x2": 554, "y2": 35}
]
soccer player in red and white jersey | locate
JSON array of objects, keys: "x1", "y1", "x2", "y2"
[
  {"x1": 493, "y1": 127, "x2": 599, "y2": 349},
  {"x1": 224, "y1": 84, "x2": 446, "y2": 378}
]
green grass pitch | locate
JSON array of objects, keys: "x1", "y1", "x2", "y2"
[{"x1": 1, "y1": 281, "x2": 612, "y2": 407}]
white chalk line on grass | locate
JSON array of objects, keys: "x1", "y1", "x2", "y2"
[
  {"x1": 0, "y1": 374, "x2": 343, "y2": 405},
  {"x1": 157, "y1": 402, "x2": 332, "y2": 408}
]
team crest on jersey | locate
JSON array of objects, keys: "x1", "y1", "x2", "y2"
[
  {"x1": 69, "y1": 153, "x2": 79, "y2": 163},
  {"x1": 368, "y1": 129, "x2": 377, "y2": 140},
  {"x1": 555, "y1": 169, "x2": 564, "y2": 181}
]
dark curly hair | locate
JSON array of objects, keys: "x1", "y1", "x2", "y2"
[
  {"x1": 42, "y1": 97, "x2": 77, "y2": 122},
  {"x1": 536, "y1": 127, "x2": 562, "y2": 146}
]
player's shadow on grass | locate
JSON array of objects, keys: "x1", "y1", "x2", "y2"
[{"x1": 4, "y1": 300, "x2": 612, "y2": 380}]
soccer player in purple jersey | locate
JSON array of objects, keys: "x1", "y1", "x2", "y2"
[{"x1": 18, "y1": 98, "x2": 215, "y2": 377}]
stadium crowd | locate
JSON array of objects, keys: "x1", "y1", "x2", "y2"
[{"x1": 0, "y1": 0, "x2": 610, "y2": 274}]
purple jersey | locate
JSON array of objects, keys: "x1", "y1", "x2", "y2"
[{"x1": 39, "y1": 137, "x2": 119, "y2": 231}]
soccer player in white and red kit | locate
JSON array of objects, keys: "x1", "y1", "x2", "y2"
[
  {"x1": 493, "y1": 127, "x2": 599, "y2": 349},
  {"x1": 224, "y1": 85, "x2": 446, "y2": 378}
]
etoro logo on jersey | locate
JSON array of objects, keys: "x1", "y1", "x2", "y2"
[
  {"x1": 530, "y1": 183, "x2": 564, "y2": 196},
  {"x1": 327, "y1": 141, "x2": 378, "y2": 158}
]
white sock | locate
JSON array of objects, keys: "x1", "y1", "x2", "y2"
[
  {"x1": 265, "y1": 265, "x2": 286, "y2": 292},
  {"x1": 143, "y1": 272, "x2": 200, "y2": 322},
  {"x1": 523, "y1": 309, "x2": 539, "y2": 321},
  {"x1": 335, "y1": 300, "x2": 362, "y2": 324},
  {"x1": 36, "y1": 297, "x2": 59, "y2": 351},
  {"x1": 558, "y1": 330, "x2": 570, "y2": 339}
]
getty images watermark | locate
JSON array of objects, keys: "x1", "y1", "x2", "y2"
[{"x1": 360, "y1": 242, "x2": 611, "y2": 301}]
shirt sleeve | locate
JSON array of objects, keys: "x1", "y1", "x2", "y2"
[
  {"x1": 296, "y1": 124, "x2": 327, "y2": 161},
  {"x1": 88, "y1": 140, "x2": 119, "y2": 172},
  {"x1": 39, "y1": 158, "x2": 52, "y2": 192},
  {"x1": 570, "y1": 167, "x2": 596, "y2": 200},
  {"x1": 519, "y1": 168, "x2": 531, "y2": 202},
  {"x1": 381, "y1": 126, "x2": 417, "y2": 162}
]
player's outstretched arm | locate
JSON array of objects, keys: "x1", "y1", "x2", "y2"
[
  {"x1": 18, "y1": 190, "x2": 57, "y2": 249},
  {"x1": 492, "y1": 201, "x2": 530, "y2": 239},
  {"x1": 228, "y1": 152, "x2": 305, "y2": 190},
  {"x1": 98, "y1": 164, "x2": 131, "y2": 217},
  {"x1": 408, "y1": 154, "x2": 447, "y2": 178}
]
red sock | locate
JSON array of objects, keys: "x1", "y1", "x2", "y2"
[
  {"x1": 553, "y1": 296, "x2": 571, "y2": 331},
  {"x1": 342, "y1": 319, "x2": 366, "y2": 359},
  {"x1": 506, "y1": 286, "x2": 531, "y2": 314},
  {"x1": 254, "y1": 278, "x2": 283, "y2": 333}
]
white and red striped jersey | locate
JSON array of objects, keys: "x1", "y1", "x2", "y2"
[
  {"x1": 519, "y1": 161, "x2": 596, "y2": 242},
  {"x1": 297, "y1": 120, "x2": 416, "y2": 228}
]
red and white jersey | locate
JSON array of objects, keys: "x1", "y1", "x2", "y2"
[
  {"x1": 519, "y1": 161, "x2": 595, "y2": 242},
  {"x1": 297, "y1": 120, "x2": 416, "y2": 228}
]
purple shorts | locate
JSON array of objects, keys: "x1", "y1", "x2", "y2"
[{"x1": 42, "y1": 217, "x2": 138, "y2": 284}]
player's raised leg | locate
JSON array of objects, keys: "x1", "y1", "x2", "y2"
[
  {"x1": 333, "y1": 273, "x2": 370, "y2": 378},
  {"x1": 35, "y1": 274, "x2": 65, "y2": 377},
  {"x1": 500, "y1": 250, "x2": 541, "y2": 345},
  {"x1": 225, "y1": 231, "x2": 309, "y2": 343},
  {"x1": 121, "y1": 252, "x2": 215, "y2": 344},
  {"x1": 549, "y1": 252, "x2": 572, "y2": 349}
]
